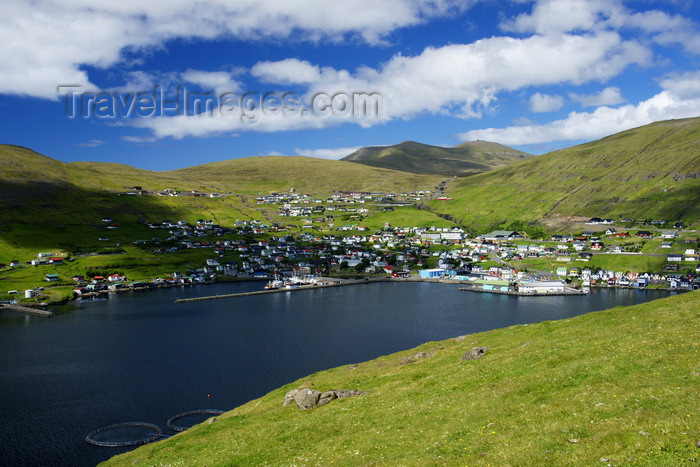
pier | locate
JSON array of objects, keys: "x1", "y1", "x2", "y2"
[
  {"x1": 175, "y1": 277, "x2": 387, "y2": 303},
  {"x1": 459, "y1": 285, "x2": 588, "y2": 296},
  {"x1": 0, "y1": 303, "x2": 54, "y2": 317}
]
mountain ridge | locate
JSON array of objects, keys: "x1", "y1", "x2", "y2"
[
  {"x1": 341, "y1": 140, "x2": 533, "y2": 176},
  {"x1": 428, "y1": 116, "x2": 700, "y2": 230}
]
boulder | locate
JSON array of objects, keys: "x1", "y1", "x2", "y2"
[
  {"x1": 461, "y1": 346, "x2": 488, "y2": 361},
  {"x1": 283, "y1": 388, "x2": 367, "y2": 410},
  {"x1": 317, "y1": 391, "x2": 338, "y2": 407},
  {"x1": 294, "y1": 389, "x2": 322, "y2": 410}
]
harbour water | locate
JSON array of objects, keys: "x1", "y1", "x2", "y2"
[{"x1": 0, "y1": 281, "x2": 673, "y2": 466}]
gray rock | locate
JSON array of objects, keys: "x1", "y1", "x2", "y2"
[
  {"x1": 317, "y1": 391, "x2": 338, "y2": 406},
  {"x1": 283, "y1": 388, "x2": 367, "y2": 409},
  {"x1": 283, "y1": 388, "x2": 301, "y2": 406},
  {"x1": 461, "y1": 346, "x2": 488, "y2": 361},
  {"x1": 294, "y1": 389, "x2": 322, "y2": 410},
  {"x1": 335, "y1": 389, "x2": 367, "y2": 398}
]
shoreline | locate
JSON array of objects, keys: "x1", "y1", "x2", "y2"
[
  {"x1": 5, "y1": 275, "x2": 684, "y2": 311},
  {"x1": 172, "y1": 276, "x2": 682, "y2": 303}
]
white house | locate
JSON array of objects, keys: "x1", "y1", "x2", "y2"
[{"x1": 518, "y1": 280, "x2": 566, "y2": 294}]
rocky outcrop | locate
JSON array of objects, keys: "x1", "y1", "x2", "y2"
[
  {"x1": 461, "y1": 346, "x2": 488, "y2": 361},
  {"x1": 283, "y1": 388, "x2": 367, "y2": 410},
  {"x1": 400, "y1": 351, "x2": 434, "y2": 364}
]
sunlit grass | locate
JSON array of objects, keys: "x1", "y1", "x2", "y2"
[{"x1": 104, "y1": 291, "x2": 699, "y2": 466}]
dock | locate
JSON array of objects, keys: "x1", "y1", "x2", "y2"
[
  {"x1": 175, "y1": 277, "x2": 387, "y2": 303},
  {"x1": 459, "y1": 286, "x2": 588, "y2": 296},
  {"x1": 0, "y1": 303, "x2": 54, "y2": 317}
]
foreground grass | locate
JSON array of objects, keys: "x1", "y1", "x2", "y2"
[{"x1": 104, "y1": 291, "x2": 699, "y2": 466}]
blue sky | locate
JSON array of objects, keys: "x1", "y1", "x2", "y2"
[{"x1": 1, "y1": 0, "x2": 699, "y2": 170}]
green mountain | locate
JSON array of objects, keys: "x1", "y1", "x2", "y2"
[
  {"x1": 342, "y1": 140, "x2": 533, "y2": 176},
  {"x1": 0, "y1": 145, "x2": 441, "y2": 263},
  {"x1": 2, "y1": 116, "x2": 698, "y2": 259},
  {"x1": 103, "y1": 290, "x2": 700, "y2": 466},
  {"x1": 0, "y1": 145, "x2": 439, "y2": 199},
  {"x1": 428, "y1": 117, "x2": 700, "y2": 231}
]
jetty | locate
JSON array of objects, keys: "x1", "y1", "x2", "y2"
[
  {"x1": 175, "y1": 277, "x2": 387, "y2": 303},
  {"x1": 0, "y1": 303, "x2": 54, "y2": 317},
  {"x1": 459, "y1": 285, "x2": 588, "y2": 296}
]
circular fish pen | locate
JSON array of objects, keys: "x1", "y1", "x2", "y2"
[
  {"x1": 85, "y1": 422, "x2": 163, "y2": 447},
  {"x1": 167, "y1": 409, "x2": 225, "y2": 432}
]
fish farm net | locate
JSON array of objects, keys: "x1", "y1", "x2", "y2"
[
  {"x1": 85, "y1": 422, "x2": 163, "y2": 447},
  {"x1": 167, "y1": 409, "x2": 225, "y2": 432}
]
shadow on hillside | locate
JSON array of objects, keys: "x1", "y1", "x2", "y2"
[{"x1": 0, "y1": 180, "x2": 194, "y2": 254}]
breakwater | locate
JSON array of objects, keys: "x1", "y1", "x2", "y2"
[
  {"x1": 0, "y1": 303, "x2": 54, "y2": 317},
  {"x1": 459, "y1": 285, "x2": 588, "y2": 296},
  {"x1": 174, "y1": 277, "x2": 387, "y2": 303}
]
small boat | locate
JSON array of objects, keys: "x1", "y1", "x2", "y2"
[{"x1": 264, "y1": 280, "x2": 284, "y2": 290}]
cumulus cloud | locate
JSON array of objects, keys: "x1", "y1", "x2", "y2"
[
  {"x1": 180, "y1": 70, "x2": 244, "y2": 95},
  {"x1": 0, "y1": 0, "x2": 471, "y2": 99},
  {"x1": 502, "y1": 0, "x2": 700, "y2": 53},
  {"x1": 569, "y1": 86, "x2": 625, "y2": 107},
  {"x1": 251, "y1": 60, "x2": 324, "y2": 85},
  {"x1": 658, "y1": 70, "x2": 700, "y2": 99},
  {"x1": 294, "y1": 146, "x2": 361, "y2": 160},
  {"x1": 502, "y1": 0, "x2": 617, "y2": 34},
  {"x1": 458, "y1": 89, "x2": 700, "y2": 145},
  {"x1": 128, "y1": 110, "x2": 333, "y2": 139},
  {"x1": 529, "y1": 93, "x2": 565, "y2": 112},
  {"x1": 123, "y1": 30, "x2": 649, "y2": 139}
]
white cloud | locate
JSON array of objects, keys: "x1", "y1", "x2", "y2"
[
  {"x1": 0, "y1": 0, "x2": 471, "y2": 99},
  {"x1": 252, "y1": 60, "x2": 323, "y2": 85},
  {"x1": 121, "y1": 135, "x2": 157, "y2": 144},
  {"x1": 180, "y1": 70, "x2": 243, "y2": 95},
  {"x1": 658, "y1": 70, "x2": 700, "y2": 99},
  {"x1": 569, "y1": 86, "x2": 625, "y2": 107},
  {"x1": 502, "y1": 0, "x2": 617, "y2": 34},
  {"x1": 122, "y1": 30, "x2": 650, "y2": 139},
  {"x1": 458, "y1": 89, "x2": 700, "y2": 145},
  {"x1": 270, "y1": 32, "x2": 647, "y2": 119},
  {"x1": 294, "y1": 146, "x2": 361, "y2": 160},
  {"x1": 529, "y1": 93, "x2": 565, "y2": 112},
  {"x1": 503, "y1": 0, "x2": 700, "y2": 54},
  {"x1": 74, "y1": 139, "x2": 105, "y2": 148},
  {"x1": 127, "y1": 110, "x2": 333, "y2": 140}
]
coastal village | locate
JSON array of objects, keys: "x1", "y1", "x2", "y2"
[{"x1": 2, "y1": 189, "x2": 698, "y2": 306}]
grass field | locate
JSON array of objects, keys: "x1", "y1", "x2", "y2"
[
  {"x1": 103, "y1": 290, "x2": 700, "y2": 466},
  {"x1": 429, "y1": 117, "x2": 700, "y2": 232}
]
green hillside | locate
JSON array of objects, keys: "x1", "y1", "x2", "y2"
[
  {"x1": 342, "y1": 140, "x2": 532, "y2": 176},
  {"x1": 0, "y1": 145, "x2": 441, "y2": 266},
  {"x1": 167, "y1": 155, "x2": 441, "y2": 194},
  {"x1": 428, "y1": 117, "x2": 700, "y2": 231},
  {"x1": 103, "y1": 290, "x2": 700, "y2": 466},
  {"x1": 0, "y1": 145, "x2": 440, "y2": 198}
]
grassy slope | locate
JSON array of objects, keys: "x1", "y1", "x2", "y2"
[
  {"x1": 0, "y1": 145, "x2": 441, "y2": 196},
  {"x1": 104, "y1": 290, "x2": 699, "y2": 466},
  {"x1": 342, "y1": 140, "x2": 533, "y2": 176},
  {"x1": 167, "y1": 156, "x2": 442, "y2": 195},
  {"x1": 0, "y1": 146, "x2": 440, "y2": 260},
  {"x1": 428, "y1": 117, "x2": 700, "y2": 231}
]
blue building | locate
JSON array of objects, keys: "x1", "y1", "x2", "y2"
[{"x1": 419, "y1": 268, "x2": 445, "y2": 278}]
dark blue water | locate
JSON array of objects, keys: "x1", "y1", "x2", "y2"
[{"x1": 0, "y1": 282, "x2": 672, "y2": 466}]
